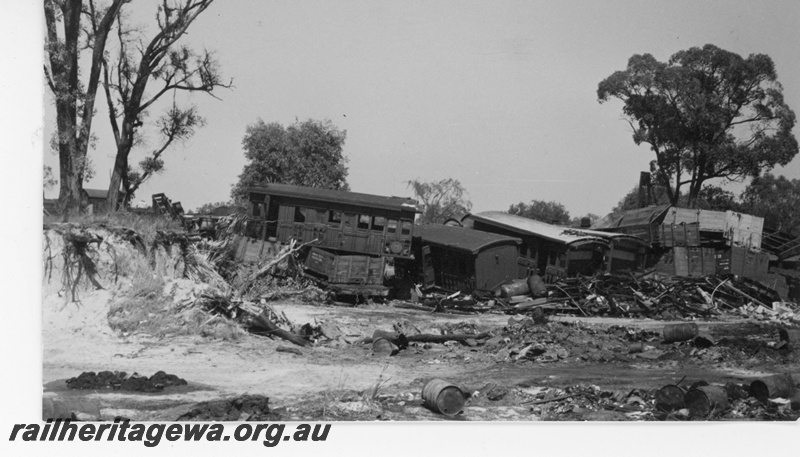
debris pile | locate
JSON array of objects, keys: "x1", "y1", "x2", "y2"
[
  {"x1": 66, "y1": 370, "x2": 187, "y2": 392},
  {"x1": 400, "y1": 273, "x2": 800, "y2": 321},
  {"x1": 176, "y1": 395, "x2": 276, "y2": 421}
]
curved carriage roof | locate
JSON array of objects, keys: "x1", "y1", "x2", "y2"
[
  {"x1": 247, "y1": 183, "x2": 420, "y2": 213},
  {"x1": 464, "y1": 211, "x2": 611, "y2": 247},
  {"x1": 414, "y1": 224, "x2": 520, "y2": 255},
  {"x1": 592, "y1": 204, "x2": 671, "y2": 230}
]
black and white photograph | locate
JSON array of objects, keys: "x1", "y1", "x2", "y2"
[{"x1": 3, "y1": 0, "x2": 800, "y2": 454}]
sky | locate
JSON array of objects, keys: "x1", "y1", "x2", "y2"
[{"x1": 39, "y1": 0, "x2": 800, "y2": 217}]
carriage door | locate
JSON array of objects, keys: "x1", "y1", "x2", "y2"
[{"x1": 421, "y1": 245, "x2": 435, "y2": 287}]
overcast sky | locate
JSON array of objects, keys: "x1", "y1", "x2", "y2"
[{"x1": 39, "y1": 0, "x2": 800, "y2": 217}]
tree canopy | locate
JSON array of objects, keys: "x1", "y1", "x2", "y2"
[
  {"x1": 231, "y1": 119, "x2": 350, "y2": 200},
  {"x1": 611, "y1": 181, "x2": 738, "y2": 214},
  {"x1": 508, "y1": 200, "x2": 570, "y2": 225},
  {"x1": 739, "y1": 173, "x2": 800, "y2": 235},
  {"x1": 44, "y1": 0, "x2": 227, "y2": 214},
  {"x1": 598, "y1": 44, "x2": 798, "y2": 207},
  {"x1": 406, "y1": 178, "x2": 472, "y2": 224},
  {"x1": 99, "y1": 0, "x2": 229, "y2": 209}
]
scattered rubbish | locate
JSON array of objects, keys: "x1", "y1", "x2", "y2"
[
  {"x1": 276, "y1": 345, "x2": 303, "y2": 356},
  {"x1": 422, "y1": 379, "x2": 465, "y2": 416}
]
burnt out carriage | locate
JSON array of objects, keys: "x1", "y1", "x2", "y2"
[
  {"x1": 237, "y1": 183, "x2": 420, "y2": 295},
  {"x1": 462, "y1": 211, "x2": 647, "y2": 282},
  {"x1": 413, "y1": 224, "x2": 521, "y2": 294}
]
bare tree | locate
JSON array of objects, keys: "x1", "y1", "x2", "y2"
[
  {"x1": 43, "y1": 0, "x2": 126, "y2": 217},
  {"x1": 97, "y1": 0, "x2": 230, "y2": 209}
]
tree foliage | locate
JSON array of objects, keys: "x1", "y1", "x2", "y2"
[
  {"x1": 611, "y1": 181, "x2": 738, "y2": 214},
  {"x1": 570, "y1": 213, "x2": 600, "y2": 228},
  {"x1": 44, "y1": 0, "x2": 126, "y2": 217},
  {"x1": 99, "y1": 0, "x2": 229, "y2": 208},
  {"x1": 193, "y1": 200, "x2": 241, "y2": 215},
  {"x1": 406, "y1": 178, "x2": 472, "y2": 224},
  {"x1": 43, "y1": 165, "x2": 58, "y2": 191},
  {"x1": 598, "y1": 44, "x2": 798, "y2": 207},
  {"x1": 232, "y1": 119, "x2": 350, "y2": 201},
  {"x1": 508, "y1": 200, "x2": 570, "y2": 225},
  {"x1": 739, "y1": 173, "x2": 800, "y2": 235}
]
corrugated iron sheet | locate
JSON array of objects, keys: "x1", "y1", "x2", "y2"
[{"x1": 466, "y1": 211, "x2": 609, "y2": 247}]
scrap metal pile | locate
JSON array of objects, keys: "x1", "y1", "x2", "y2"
[{"x1": 401, "y1": 273, "x2": 800, "y2": 322}]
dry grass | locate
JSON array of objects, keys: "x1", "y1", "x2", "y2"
[{"x1": 320, "y1": 367, "x2": 390, "y2": 420}]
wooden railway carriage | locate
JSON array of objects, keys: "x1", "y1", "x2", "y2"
[
  {"x1": 238, "y1": 183, "x2": 420, "y2": 295},
  {"x1": 413, "y1": 224, "x2": 522, "y2": 294},
  {"x1": 462, "y1": 211, "x2": 647, "y2": 282}
]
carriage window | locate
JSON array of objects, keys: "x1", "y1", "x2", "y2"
[
  {"x1": 372, "y1": 216, "x2": 385, "y2": 232},
  {"x1": 387, "y1": 219, "x2": 398, "y2": 234},
  {"x1": 401, "y1": 220, "x2": 412, "y2": 235},
  {"x1": 251, "y1": 202, "x2": 263, "y2": 218},
  {"x1": 294, "y1": 207, "x2": 306, "y2": 223},
  {"x1": 329, "y1": 210, "x2": 343, "y2": 225},
  {"x1": 358, "y1": 214, "x2": 371, "y2": 230},
  {"x1": 314, "y1": 209, "x2": 328, "y2": 223}
]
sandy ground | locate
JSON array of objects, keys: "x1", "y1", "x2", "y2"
[{"x1": 42, "y1": 285, "x2": 800, "y2": 421}]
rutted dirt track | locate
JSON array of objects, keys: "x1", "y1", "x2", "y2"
[{"x1": 43, "y1": 286, "x2": 800, "y2": 421}]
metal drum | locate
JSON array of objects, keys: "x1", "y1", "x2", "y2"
[
  {"x1": 662, "y1": 323, "x2": 699, "y2": 343},
  {"x1": 422, "y1": 379, "x2": 465, "y2": 416},
  {"x1": 684, "y1": 385, "x2": 729, "y2": 418},
  {"x1": 749, "y1": 373, "x2": 796, "y2": 403}
]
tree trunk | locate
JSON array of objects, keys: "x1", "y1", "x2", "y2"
[
  {"x1": 106, "y1": 127, "x2": 134, "y2": 212},
  {"x1": 45, "y1": 0, "x2": 126, "y2": 218},
  {"x1": 57, "y1": 148, "x2": 80, "y2": 220}
]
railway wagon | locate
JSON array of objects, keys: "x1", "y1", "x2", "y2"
[
  {"x1": 412, "y1": 224, "x2": 521, "y2": 294},
  {"x1": 236, "y1": 183, "x2": 420, "y2": 295},
  {"x1": 462, "y1": 211, "x2": 647, "y2": 282}
]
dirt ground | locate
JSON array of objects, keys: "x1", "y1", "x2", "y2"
[{"x1": 42, "y1": 285, "x2": 800, "y2": 422}]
